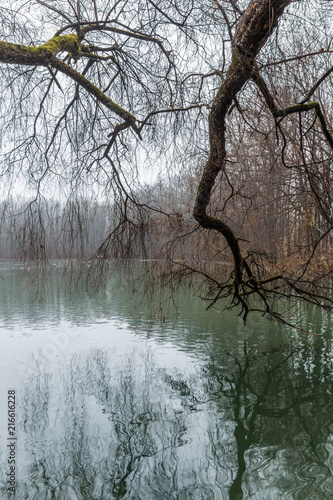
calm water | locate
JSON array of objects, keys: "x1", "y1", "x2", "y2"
[{"x1": 0, "y1": 262, "x2": 333, "y2": 499}]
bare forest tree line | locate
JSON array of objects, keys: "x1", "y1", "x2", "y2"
[{"x1": 2, "y1": 115, "x2": 333, "y2": 266}]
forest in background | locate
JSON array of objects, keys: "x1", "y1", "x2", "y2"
[{"x1": 2, "y1": 110, "x2": 332, "y2": 273}]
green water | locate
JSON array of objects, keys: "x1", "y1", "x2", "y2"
[{"x1": 0, "y1": 262, "x2": 333, "y2": 499}]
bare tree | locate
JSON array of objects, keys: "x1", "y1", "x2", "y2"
[{"x1": 1, "y1": 0, "x2": 333, "y2": 323}]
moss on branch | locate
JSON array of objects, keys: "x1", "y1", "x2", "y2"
[
  {"x1": 0, "y1": 34, "x2": 81, "y2": 64},
  {"x1": 0, "y1": 35, "x2": 137, "y2": 129}
]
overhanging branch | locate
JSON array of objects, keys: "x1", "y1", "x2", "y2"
[
  {"x1": 252, "y1": 68, "x2": 333, "y2": 149},
  {"x1": 0, "y1": 36, "x2": 139, "y2": 133}
]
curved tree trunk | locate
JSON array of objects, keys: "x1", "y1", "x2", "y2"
[{"x1": 193, "y1": 0, "x2": 291, "y2": 306}]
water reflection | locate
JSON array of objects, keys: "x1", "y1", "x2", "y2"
[
  {"x1": 17, "y1": 349, "x2": 200, "y2": 499},
  {"x1": 0, "y1": 263, "x2": 333, "y2": 498},
  {"x1": 203, "y1": 341, "x2": 333, "y2": 499},
  {"x1": 5, "y1": 338, "x2": 332, "y2": 499}
]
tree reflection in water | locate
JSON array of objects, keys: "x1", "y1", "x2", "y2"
[
  {"x1": 9, "y1": 336, "x2": 333, "y2": 499},
  {"x1": 204, "y1": 340, "x2": 333, "y2": 499}
]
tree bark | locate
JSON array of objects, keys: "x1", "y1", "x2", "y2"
[{"x1": 193, "y1": 0, "x2": 291, "y2": 295}]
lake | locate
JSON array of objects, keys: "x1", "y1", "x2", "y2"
[{"x1": 0, "y1": 261, "x2": 333, "y2": 499}]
